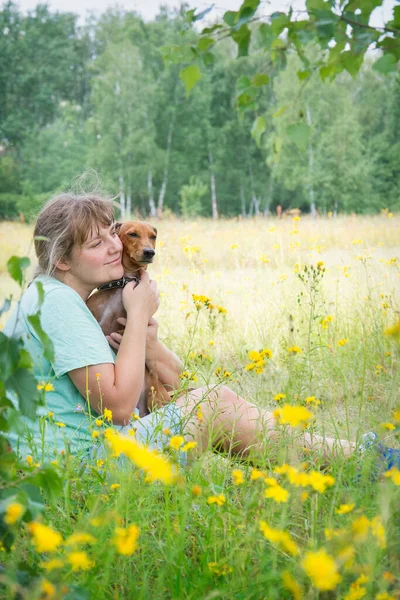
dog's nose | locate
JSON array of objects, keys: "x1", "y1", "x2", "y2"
[{"x1": 143, "y1": 248, "x2": 155, "y2": 258}]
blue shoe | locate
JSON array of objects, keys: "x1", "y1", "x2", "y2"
[{"x1": 358, "y1": 431, "x2": 400, "y2": 478}]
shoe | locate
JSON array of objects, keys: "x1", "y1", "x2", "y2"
[{"x1": 357, "y1": 431, "x2": 400, "y2": 480}]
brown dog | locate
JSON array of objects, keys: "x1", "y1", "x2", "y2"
[{"x1": 86, "y1": 221, "x2": 172, "y2": 416}]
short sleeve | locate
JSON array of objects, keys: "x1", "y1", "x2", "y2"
[{"x1": 33, "y1": 286, "x2": 115, "y2": 377}]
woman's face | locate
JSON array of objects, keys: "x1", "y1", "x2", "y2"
[{"x1": 63, "y1": 223, "x2": 124, "y2": 294}]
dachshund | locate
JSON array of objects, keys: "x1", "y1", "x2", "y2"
[{"x1": 86, "y1": 221, "x2": 172, "y2": 416}]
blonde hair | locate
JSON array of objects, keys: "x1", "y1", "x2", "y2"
[{"x1": 33, "y1": 193, "x2": 114, "y2": 278}]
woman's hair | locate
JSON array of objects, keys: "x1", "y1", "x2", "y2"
[{"x1": 33, "y1": 193, "x2": 114, "y2": 277}]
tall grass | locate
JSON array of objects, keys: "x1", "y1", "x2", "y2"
[{"x1": 0, "y1": 215, "x2": 399, "y2": 599}]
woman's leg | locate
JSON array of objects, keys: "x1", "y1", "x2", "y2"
[{"x1": 175, "y1": 385, "x2": 355, "y2": 461}]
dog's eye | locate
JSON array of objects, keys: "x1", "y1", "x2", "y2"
[
  {"x1": 128, "y1": 232, "x2": 139, "y2": 238},
  {"x1": 150, "y1": 235, "x2": 157, "y2": 240}
]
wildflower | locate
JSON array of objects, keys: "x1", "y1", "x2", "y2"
[
  {"x1": 352, "y1": 515, "x2": 370, "y2": 541},
  {"x1": 232, "y1": 470, "x2": 244, "y2": 486},
  {"x1": 169, "y1": 435, "x2": 185, "y2": 450},
  {"x1": 4, "y1": 503, "x2": 24, "y2": 525},
  {"x1": 96, "y1": 459, "x2": 104, "y2": 469},
  {"x1": 385, "y1": 320, "x2": 400, "y2": 341},
  {"x1": 95, "y1": 419, "x2": 103, "y2": 427},
  {"x1": 55, "y1": 422, "x2": 65, "y2": 427},
  {"x1": 163, "y1": 428, "x2": 171, "y2": 436},
  {"x1": 338, "y1": 338, "x2": 348, "y2": 346},
  {"x1": 371, "y1": 516, "x2": 386, "y2": 549},
  {"x1": 180, "y1": 370, "x2": 198, "y2": 382},
  {"x1": 301, "y1": 548, "x2": 341, "y2": 591},
  {"x1": 113, "y1": 524, "x2": 140, "y2": 555},
  {"x1": 92, "y1": 431, "x2": 99, "y2": 439},
  {"x1": 274, "y1": 393, "x2": 286, "y2": 402},
  {"x1": 231, "y1": 244, "x2": 238, "y2": 249},
  {"x1": 376, "y1": 593, "x2": 396, "y2": 600},
  {"x1": 47, "y1": 411, "x2": 54, "y2": 418},
  {"x1": 321, "y1": 315, "x2": 333, "y2": 329},
  {"x1": 250, "y1": 468, "x2": 266, "y2": 481},
  {"x1": 28, "y1": 522, "x2": 63, "y2": 553},
  {"x1": 336, "y1": 503, "x2": 355, "y2": 515},
  {"x1": 75, "y1": 404, "x2": 84, "y2": 413},
  {"x1": 351, "y1": 239, "x2": 363, "y2": 245},
  {"x1": 96, "y1": 373, "x2": 101, "y2": 380},
  {"x1": 192, "y1": 485, "x2": 202, "y2": 496},
  {"x1": 67, "y1": 551, "x2": 95, "y2": 571},
  {"x1": 260, "y1": 255, "x2": 270, "y2": 263},
  {"x1": 384, "y1": 467, "x2": 400, "y2": 485},
  {"x1": 209, "y1": 340, "x2": 215, "y2": 346},
  {"x1": 207, "y1": 494, "x2": 226, "y2": 506},
  {"x1": 282, "y1": 571, "x2": 302, "y2": 600},
  {"x1": 305, "y1": 396, "x2": 321, "y2": 406},
  {"x1": 287, "y1": 346, "x2": 302, "y2": 354},
  {"x1": 181, "y1": 441, "x2": 197, "y2": 452},
  {"x1": 264, "y1": 484, "x2": 289, "y2": 503},
  {"x1": 307, "y1": 471, "x2": 335, "y2": 493},
  {"x1": 39, "y1": 558, "x2": 64, "y2": 571},
  {"x1": 380, "y1": 422, "x2": 395, "y2": 431},
  {"x1": 259, "y1": 521, "x2": 299, "y2": 556},
  {"x1": 208, "y1": 562, "x2": 233, "y2": 576},
  {"x1": 316, "y1": 261, "x2": 325, "y2": 269},
  {"x1": 40, "y1": 580, "x2": 56, "y2": 598},
  {"x1": 103, "y1": 408, "x2": 113, "y2": 421},
  {"x1": 196, "y1": 406, "x2": 204, "y2": 421},
  {"x1": 64, "y1": 533, "x2": 96, "y2": 546},
  {"x1": 343, "y1": 584, "x2": 367, "y2": 600},
  {"x1": 273, "y1": 404, "x2": 313, "y2": 429},
  {"x1": 110, "y1": 483, "x2": 120, "y2": 491},
  {"x1": 107, "y1": 432, "x2": 177, "y2": 484},
  {"x1": 37, "y1": 381, "x2": 54, "y2": 392}
]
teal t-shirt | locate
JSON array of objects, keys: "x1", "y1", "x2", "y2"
[{"x1": 3, "y1": 275, "x2": 116, "y2": 459}]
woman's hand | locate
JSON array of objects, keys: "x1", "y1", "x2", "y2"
[
  {"x1": 122, "y1": 270, "x2": 159, "y2": 321},
  {"x1": 106, "y1": 317, "x2": 126, "y2": 352},
  {"x1": 106, "y1": 317, "x2": 159, "y2": 355}
]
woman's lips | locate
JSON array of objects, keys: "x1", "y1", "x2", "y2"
[{"x1": 107, "y1": 256, "x2": 121, "y2": 265}]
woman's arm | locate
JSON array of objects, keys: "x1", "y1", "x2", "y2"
[{"x1": 68, "y1": 273, "x2": 159, "y2": 426}]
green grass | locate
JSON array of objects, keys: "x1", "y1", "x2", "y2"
[{"x1": 0, "y1": 215, "x2": 399, "y2": 599}]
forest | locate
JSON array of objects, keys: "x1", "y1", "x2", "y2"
[{"x1": 0, "y1": 1, "x2": 399, "y2": 219}]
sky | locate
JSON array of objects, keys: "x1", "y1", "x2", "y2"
[{"x1": 8, "y1": 0, "x2": 396, "y2": 26}]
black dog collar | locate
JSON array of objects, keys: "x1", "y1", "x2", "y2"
[{"x1": 97, "y1": 276, "x2": 139, "y2": 291}]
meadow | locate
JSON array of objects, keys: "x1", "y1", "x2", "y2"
[{"x1": 0, "y1": 214, "x2": 399, "y2": 599}]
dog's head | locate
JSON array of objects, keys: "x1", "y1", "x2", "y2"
[{"x1": 115, "y1": 221, "x2": 157, "y2": 272}]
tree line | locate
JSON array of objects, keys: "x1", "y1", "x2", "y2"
[{"x1": 0, "y1": 1, "x2": 399, "y2": 220}]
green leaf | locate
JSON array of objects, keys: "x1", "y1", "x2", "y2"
[
  {"x1": 270, "y1": 12, "x2": 289, "y2": 36},
  {"x1": 287, "y1": 122, "x2": 310, "y2": 152},
  {"x1": 202, "y1": 52, "x2": 215, "y2": 67},
  {"x1": 27, "y1": 313, "x2": 54, "y2": 363},
  {"x1": 340, "y1": 50, "x2": 364, "y2": 77},
  {"x1": 319, "y1": 63, "x2": 338, "y2": 81},
  {"x1": 198, "y1": 37, "x2": 214, "y2": 52},
  {"x1": 273, "y1": 106, "x2": 286, "y2": 118},
  {"x1": 237, "y1": 75, "x2": 252, "y2": 90},
  {"x1": 223, "y1": 11, "x2": 238, "y2": 26},
  {"x1": 251, "y1": 116, "x2": 266, "y2": 147},
  {"x1": 179, "y1": 64, "x2": 202, "y2": 98},
  {"x1": 7, "y1": 256, "x2": 31, "y2": 288},
  {"x1": 297, "y1": 69, "x2": 311, "y2": 80},
  {"x1": 0, "y1": 333, "x2": 20, "y2": 381},
  {"x1": 28, "y1": 467, "x2": 63, "y2": 504},
  {"x1": 236, "y1": 92, "x2": 258, "y2": 111},
  {"x1": 231, "y1": 24, "x2": 251, "y2": 57},
  {"x1": 188, "y1": 6, "x2": 213, "y2": 22},
  {"x1": 258, "y1": 23, "x2": 274, "y2": 49},
  {"x1": 8, "y1": 367, "x2": 40, "y2": 420},
  {"x1": 373, "y1": 53, "x2": 397, "y2": 74},
  {"x1": 252, "y1": 73, "x2": 270, "y2": 86},
  {"x1": 201, "y1": 24, "x2": 223, "y2": 35},
  {"x1": 0, "y1": 298, "x2": 11, "y2": 318}
]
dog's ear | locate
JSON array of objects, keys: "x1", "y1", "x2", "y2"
[
  {"x1": 152, "y1": 226, "x2": 157, "y2": 236},
  {"x1": 114, "y1": 222, "x2": 122, "y2": 233}
]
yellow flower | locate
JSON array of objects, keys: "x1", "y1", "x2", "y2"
[
  {"x1": 110, "y1": 483, "x2": 120, "y2": 491},
  {"x1": 250, "y1": 468, "x2": 266, "y2": 481},
  {"x1": 287, "y1": 346, "x2": 302, "y2": 354},
  {"x1": 107, "y1": 432, "x2": 177, "y2": 484},
  {"x1": 92, "y1": 431, "x2": 99, "y2": 439},
  {"x1": 316, "y1": 261, "x2": 325, "y2": 269},
  {"x1": 55, "y1": 422, "x2": 65, "y2": 427},
  {"x1": 37, "y1": 381, "x2": 55, "y2": 392},
  {"x1": 352, "y1": 515, "x2": 370, "y2": 541},
  {"x1": 26, "y1": 455, "x2": 33, "y2": 466},
  {"x1": 301, "y1": 548, "x2": 341, "y2": 591},
  {"x1": 67, "y1": 551, "x2": 95, "y2": 571},
  {"x1": 384, "y1": 467, "x2": 400, "y2": 485},
  {"x1": 96, "y1": 459, "x2": 104, "y2": 469},
  {"x1": 307, "y1": 471, "x2": 335, "y2": 493},
  {"x1": 232, "y1": 470, "x2": 244, "y2": 486},
  {"x1": 282, "y1": 571, "x2": 302, "y2": 600},
  {"x1": 192, "y1": 485, "x2": 202, "y2": 496},
  {"x1": 163, "y1": 428, "x2": 171, "y2": 436},
  {"x1": 207, "y1": 494, "x2": 226, "y2": 506},
  {"x1": 273, "y1": 404, "x2": 313, "y2": 428},
  {"x1": 181, "y1": 441, "x2": 197, "y2": 452},
  {"x1": 274, "y1": 393, "x2": 286, "y2": 402},
  {"x1": 4, "y1": 503, "x2": 24, "y2": 525},
  {"x1": 103, "y1": 408, "x2": 113, "y2": 421},
  {"x1": 113, "y1": 524, "x2": 140, "y2": 556},
  {"x1": 47, "y1": 411, "x2": 54, "y2": 418},
  {"x1": 248, "y1": 350, "x2": 261, "y2": 361},
  {"x1": 196, "y1": 406, "x2": 204, "y2": 421},
  {"x1": 169, "y1": 435, "x2": 185, "y2": 450},
  {"x1": 96, "y1": 373, "x2": 101, "y2": 379},
  {"x1": 64, "y1": 533, "x2": 96, "y2": 546},
  {"x1": 95, "y1": 419, "x2": 103, "y2": 427},
  {"x1": 371, "y1": 516, "x2": 386, "y2": 549},
  {"x1": 259, "y1": 521, "x2": 299, "y2": 556},
  {"x1": 28, "y1": 522, "x2": 63, "y2": 553},
  {"x1": 337, "y1": 338, "x2": 348, "y2": 346},
  {"x1": 380, "y1": 422, "x2": 395, "y2": 431},
  {"x1": 39, "y1": 558, "x2": 64, "y2": 571},
  {"x1": 376, "y1": 593, "x2": 396, "y2": 600},
  {"x1": 305, "y1": 396, "x2": 321, "y2": 406},
  {"x1": 264, "y1": 484, "x2": 289, "y2": 503},
  {"x1": 40, "y1": 580, "x2": 56, "y2": 598},
  {"x1": 343, "y1": 584, "x2": 367, "y2": 600},
  {"x1": 321, "y1": 315, "x2": 333, "y2": 329},
  {"x1": 335, "y1": 503, "x2": 355, "y2": 515},
  {"x1": 208, "y1": 562, "x2": 233, "y2": 576},
  {"x1": 385, "y1": 320, "x2": 400, "y2": 340}
]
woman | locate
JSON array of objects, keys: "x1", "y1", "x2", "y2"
[{"x1": 4, "y1": 193, "x2": 396, "y2": 470}]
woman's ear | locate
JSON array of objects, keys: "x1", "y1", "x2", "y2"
[{"x1": 55, "y1": 258, "x2": 71, "y2": 272}]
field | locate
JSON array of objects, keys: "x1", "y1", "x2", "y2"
[{"x1": 1, "y1": 215, "x2": 400, "y2": 599}]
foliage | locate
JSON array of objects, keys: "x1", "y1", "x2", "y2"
[{"x1": 179, "y1": 176, "x2": 208, "y2": 217}]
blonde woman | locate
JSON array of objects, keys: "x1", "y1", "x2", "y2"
[{"x1": 4, "y1": 193, "x2": 397, "y2": 472}]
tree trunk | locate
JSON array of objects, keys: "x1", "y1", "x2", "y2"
[
  {"x1": 148, "y1": 170, "x2": 156, "y2": 218},
  {"x1": 264, "y1": 174, "x2": 273, "y2": 217},
  {"x1": 306, "y1": 105, "x2": 317, "y2": 218},
  {"x1": 126, "y1": 185, "x2": 131, "y2": 218},
  {"x1": 119, "y1": 175, "x2": 126, "y2": 219},
  {"x1": 248, "y1": 161, "x2": 259, "y2": 217},
  {"x1": 240, "y1": 183, "x2": 246, "y2": 218},
  {"x1": 208, "y1": 149, "x2": 218, "y2": 220},
  {"x1": 157, "y1": 111, "x2": 176, "y2": 218}
]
